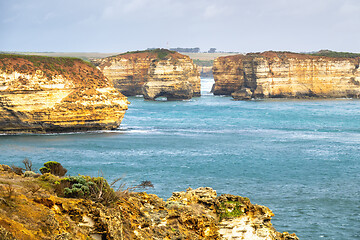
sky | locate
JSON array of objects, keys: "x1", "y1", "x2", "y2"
[{"x1": 1, "y1": 0, "x2": 360, "y2": 53}]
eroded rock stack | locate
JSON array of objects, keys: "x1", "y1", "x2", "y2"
[
  {"x1": 0, "y1": 54, "x2": 128, "y2": 133},
  {"x1": 212, "y1": 51, "x2": 360, "y2": 100},
  {"x1": 92, "y1": 49, "x2": 201, "y2": 100}
]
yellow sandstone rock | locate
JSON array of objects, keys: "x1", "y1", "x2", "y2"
[
  {"x1": 92, "y1": 49, "x2": 201, "y2": 100},
  {"x1": 213, "y1": 51, "x2": 360, "y2": 100},
  {"x1": 0, "y1": 54, "x2": 128, "y2": 133}
]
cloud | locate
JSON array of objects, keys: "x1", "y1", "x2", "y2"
[
  {"x1": 1, "y1": 0, "x2": 360, "y2": 52},
  {"x1": 339, "y1": 1, "x2": 360, "y2": 15},
  {"x1": 203, "y1": 4, "x2": 228, "y2": 19}
]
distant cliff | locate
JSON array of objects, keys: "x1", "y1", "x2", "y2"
[
  {"x1": 0, "y1": 54, "x2": 128, "y2": 133},
  {"x1": 0, "y1": 165, "x2": 299, "y2": 240},
  {"x1": 92, "y1": 49, "x2": 201, "y2": 100},
  {"x1": 212, "y1": 51, "x2": 360, "y2": 100}
]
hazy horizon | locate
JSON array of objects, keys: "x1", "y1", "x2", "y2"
[{"x1": 1, "y1": 0, "x2": 360, "y2": 53}]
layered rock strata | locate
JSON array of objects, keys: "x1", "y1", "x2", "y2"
[
  {"x1": 212, "y1": 51, "x2": 360, "y2": 100},
  {"x1": 0, "y1": 165, "x2": 298, "y2": 240},
  {"x1": 0, "y1": 54, "x2": 128, "y2": 133},
  {"x1": 92, "y1": 49, "x2": 201, "y2": 100}
]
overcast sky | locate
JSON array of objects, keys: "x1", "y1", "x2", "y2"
[{"x1": 1, "y1": 0, "x2": 359, "y2": 53}]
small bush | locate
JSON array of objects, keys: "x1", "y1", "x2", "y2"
[
  {"x1": 57, "y1": 175, "x2": 118, "y2": 205},
  {"x1": 115, "y1": 179, "x2": 154, "y2": 199},
  {"x1": 10, "y1": 165, "x2": 23, "y2": 175},
  {"x1": 39, "y1": 167, "x2": 50, "y2": 174},
  {"x1": 62, "y1": 176, "x2": 91, "y2": 198},
  {"x1": 217, "y1": 201, "x2": 244, "y2": 221},
  {"x1": 4, "y1": 183, "x2": 15, "y2": 199},
  {"x1": 22, "y1": 158, "x2": 33, "y2": 171},
  {"x1": 40, "y1": 161, "x2": 67, "y2": 177},
  {"x1": 38, "y1": 172, "x2": 60, "y2": 183},
  {"x1": 0, "y1": 226, "x2": 16, "y2": 240},
  {"x1": 24, "y1": 171, "x2": 40, "y2": 178}
]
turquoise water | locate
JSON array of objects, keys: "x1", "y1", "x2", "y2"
[{"x1": 1, "y1": 79, "x2": 360, "y2": 239}]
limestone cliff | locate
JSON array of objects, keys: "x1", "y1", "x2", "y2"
[
  {"x1": 92, "y1": 49, "x2": 201, "y2": 100},
  {"x1": 212, "y1": 51, "x2": 360, "y2": 100},
  {"x1": 0, "y1": 165, "x2": 298, "y2": 240},
  {"x1": 0, "y1": 54, "x2": 128, "y2": 133}
]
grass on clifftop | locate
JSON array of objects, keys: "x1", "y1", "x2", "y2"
[
  {"x1": 0, "y1": 54, "x2": 103, "y2": 82},
  {"x1": 310, "y1": 50, "x2": 360, "y2": 58},
  {"x1": 0, "y1": 54, "x2": 95, "y2": 72},
  {"x1": 192, "y1": 59, "x2": 214, "y2": 67},
  {"x1": 119, "y1": 48, "x2": 176, "y2": 60}
]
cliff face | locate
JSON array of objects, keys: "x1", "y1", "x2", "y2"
[
  {"x1": 0, "y1": 54, "x2": 128, "y2": 133},
  {"x1": 92, "y1": 49, "x2": 201, "y2": 100},
  {"x1": 0, "y1": 165, "x2": 298, "y2": 240},
  {"x1": 212, "y1": 51, "x2": 360, "y2": 100}
]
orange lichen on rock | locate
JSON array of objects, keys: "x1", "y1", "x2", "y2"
[{"x1": 212, "y1": 51, "x2": 360, "y2": 100}]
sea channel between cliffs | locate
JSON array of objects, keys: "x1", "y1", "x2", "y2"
[{"x1": 1, "y1": 78, "x2": 360, "y2": 239}]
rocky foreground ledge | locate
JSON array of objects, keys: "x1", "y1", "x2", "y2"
[
  {"x1": 0, "y1": 164, "x2": 298, "y2": 240},
  {"x1": 0, "y1": 54, "x2": 128, "y2": 134}
]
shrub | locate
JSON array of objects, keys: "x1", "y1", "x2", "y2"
[
  {"x1": 22, "y1": 158, "x2": 33, "y2": 171},
  {"x1": 24, "y1": 171, "x2": 40, "y2": 178},
  {"x1": 58, "y1": 175, "x2": 117, "y2": 205},
  {"x1": 39, "y1": 161, "x2": 67, "y2": 177},
  {"x1": 10, "y1": 165, "x2": 23, "y2": 175},
  {"x1": 310, "y1": 50, "x2": 360, "y2": 58},
  {"x1": 0, "y1": 226, "x2": 16, "y2": 240},
  {"x1": 4, "y1": 183, "x2": 15, "y2": 199},
  {"x1": 115, "y1": 179, "x2": 154, "y2": 199},
  {"x1": 217, "y1": 201, "x2": 244, "y2": 221},
  {"x1": 62, "y1": 176, "x2": 91, "y2": 198}
]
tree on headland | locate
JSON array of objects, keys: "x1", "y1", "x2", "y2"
[
  {"x1": 208, "y1": 48, "x2": 216, "y2": 53},
  {"x1": 169, "y1": 47, "x2": 200, "y2": 53}
]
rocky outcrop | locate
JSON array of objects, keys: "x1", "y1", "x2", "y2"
[
  {"x1": 0, "y1": 54, "x2": 128, "y2": 133},
  {"x1": 142, "y1": 81, "x2": 193, "y2": 100},
  {"x1": 212, "y1": 51, "x2": 360, "y2": 100},
  {"x1": 0, "y1": 165, "x2": 298, "y2": 240},
  {"x1": 92, "y1": 49, "x2": 201, "y2": 100}
]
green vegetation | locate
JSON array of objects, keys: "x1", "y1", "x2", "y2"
[
  {"x1": 0, "y1": 51, "x2": 119, "y2": 61},
  {"x1": 155, "y1": 48, "x2": 172, "y2": 60},
  {"x1": 39, "y1": 161, "x2": 67, "y2": 177},
  {"x1": 2, "y1": 161, "x2": 154, "y2": 206},
  {"x1": 62, "y1": 175, "x2": 119, "y2": 204},
  {"x1": 0, "y1": 53, "x2": 96, "y2": 78},
  {"x1": 0, "y1": 53, "x2": 76, "y2": 67},
  {"x1": 119, "y1": 48, "x2": 176, "y2": 60},
  {"x1": 169, "y1": 47, "x2": 200, "y2": 53},
  {"x1": 217, "y1": 201, "x2": 244, "y2": 221},
  {"x1": 192, "y1": 59, "x2": 214, "y2": 67},
  {"x1": 310, "y1": 50, "x2": 360, "y2": 58},
  {"x1": 36, "y1": 161, "x2": 153, "y2": 205},
  {"x1": 36, "y1": 173, "x2": 117, "y2": 205}
]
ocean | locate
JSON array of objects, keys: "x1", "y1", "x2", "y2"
[{"x1": 1, "y1": 78, "x2": 359, "y2": 239}]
